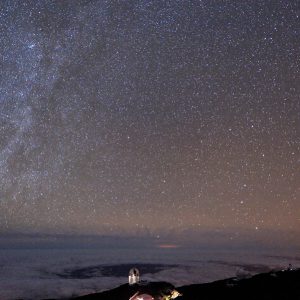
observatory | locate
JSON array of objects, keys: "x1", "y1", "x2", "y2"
[{"x1": 129, "y1": 267, "x2": 140, "y2": 285}]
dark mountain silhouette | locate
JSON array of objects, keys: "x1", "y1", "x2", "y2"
[{"x1": 178, "y1": 268, "x2": 300, "y2": 300}]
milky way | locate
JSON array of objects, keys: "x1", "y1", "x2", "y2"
[{"x1": 0, "y1": 1, "x2": 299, "y2": 237}]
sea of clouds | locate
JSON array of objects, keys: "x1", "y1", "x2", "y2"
[{"x1": 0, "y1": 234, "x2": 299, "y2": 300}]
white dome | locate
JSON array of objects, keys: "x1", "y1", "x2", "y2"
[{"x1": 128, "y1": 267, "x2": 140, "y2": 285}]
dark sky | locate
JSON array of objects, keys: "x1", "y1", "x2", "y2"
[{"x1": 0, "y1": 0, "x2": 299, "y2": 240}]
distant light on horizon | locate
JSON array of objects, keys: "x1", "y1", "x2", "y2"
[{"x1": 157, "y1": 244, "x2": 181, "y2": 249}]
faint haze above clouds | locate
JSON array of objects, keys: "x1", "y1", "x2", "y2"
[{"x1": 1, "y1": 227, "x2": 300, "y2": 252}]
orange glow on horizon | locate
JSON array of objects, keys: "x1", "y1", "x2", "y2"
[{"x1": 157, "y1": 244, "x2": 180, "y2": 249}]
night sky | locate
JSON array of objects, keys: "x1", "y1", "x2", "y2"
[{"x1": 1, "y1": 0, "x2": 299, "y2": 239}]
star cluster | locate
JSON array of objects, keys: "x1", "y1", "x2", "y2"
[{"x1": 0, "y1": 1, "x2": 299, "y2": 238}]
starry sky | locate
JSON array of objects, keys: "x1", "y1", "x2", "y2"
[{"x1": 0, "y1": 0, "x2": 299, "y2": 240}]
